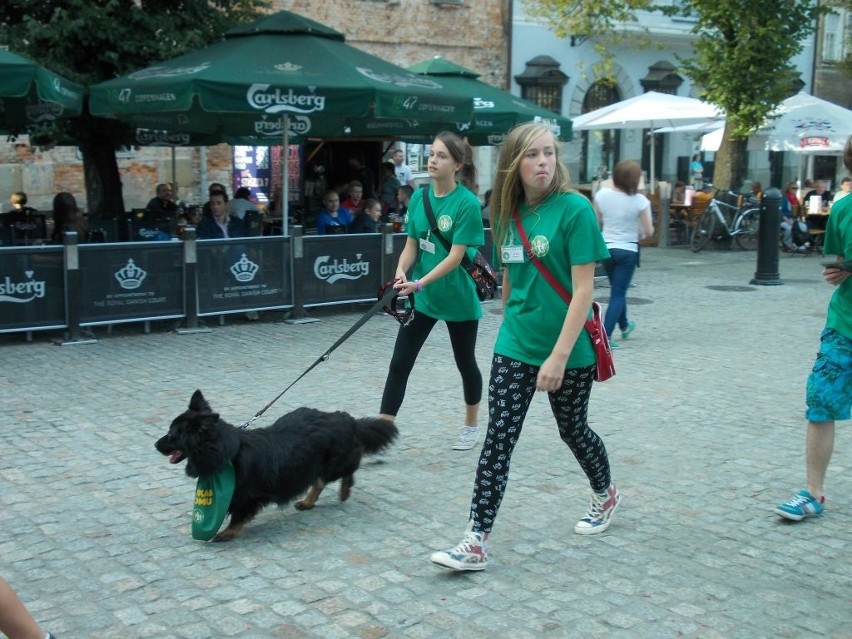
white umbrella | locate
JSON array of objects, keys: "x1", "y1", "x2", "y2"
[
  {"x1": 756, "y1": 92, "x2": 852, "y2": 154},
  {"x1": 572, "y1": 91, "x2": 723, "y2": 189}
]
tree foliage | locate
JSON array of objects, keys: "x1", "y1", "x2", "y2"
[
  {"x1": 525, "y1": 0, "x2": 824, "y2": 189},
  {"x1": 0, "y1": 0, "x2": 267, "y2": 218}
]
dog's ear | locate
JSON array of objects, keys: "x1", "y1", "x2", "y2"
[{"x1": 189, "y1": 389, "x2": 211, "y2": 413}]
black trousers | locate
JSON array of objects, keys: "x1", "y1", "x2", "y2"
[{"x1": 380, "y1": 311, "x2": 482, "y2": 416}]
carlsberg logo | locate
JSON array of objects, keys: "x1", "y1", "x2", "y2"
[
  {"x1": 0, "y1": 271, "x2": 46, "y2": 303},
  {"x1": 247, "y1": 84, "x2": 326, "y2": 115},
  {"x1": 313, "y1": 255, "x2": 369, "y2": 284}
]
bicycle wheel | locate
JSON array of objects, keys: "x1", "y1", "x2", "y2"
[
  {"x1": 734, "y1": 209, "x2": 760, "y2": 250},
  {"x1": 690, "y1": 210, "x2": 716, "y2": 252}
]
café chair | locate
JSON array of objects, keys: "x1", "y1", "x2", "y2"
[
  {"x1": 684, "y1": 197, "x2": 711, "y2": 245},
  {"x1": 244, "y1": 210, "x2": 263, "y2": 237}
]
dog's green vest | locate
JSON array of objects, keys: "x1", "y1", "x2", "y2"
[{"x1": 192, "y1": 462, "x2": 235, "y2": 541}]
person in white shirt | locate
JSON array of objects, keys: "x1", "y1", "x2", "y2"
[
  {"x1": 228, "y1": 187, "x2": 255, "y2": 220},
  {"x1": 593, "y1": 160, "x2": 654, "y2": 347},
  {"x1": 391, "y1": 148, "x2": 415, "y2": 188}
]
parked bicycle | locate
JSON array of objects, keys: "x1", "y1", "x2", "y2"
[{"x1": 690, "y1": 190, "x2": 760, "y2": 252}]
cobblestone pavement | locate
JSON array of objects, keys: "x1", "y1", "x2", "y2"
[{"x1": 1, "y1": 247, "x2": 850, "y2": 639}]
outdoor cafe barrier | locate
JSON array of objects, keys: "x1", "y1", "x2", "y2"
[{"x1": 0, "y1": 225, "x2": 495, "y2": 340}]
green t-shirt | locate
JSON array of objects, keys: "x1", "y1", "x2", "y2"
[
  {"x1": 494, "y1": 191, "x2": 609, "y2": 368},
  {"x1": 407, "y1": 184, "x2": 485, "y2": 321},
  {"x1": 824, "y1": 194, "x2": 852, "y2": 339}
]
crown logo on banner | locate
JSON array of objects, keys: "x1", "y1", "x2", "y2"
[
  {"x1": 115, "y1": 259, "x2": 147, "y2": 290},
  {"x1": 230, "y1": 254, "x2": 259, "y2": 283}
]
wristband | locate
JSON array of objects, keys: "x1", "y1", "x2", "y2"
[{"x1": 414, "y1": 279, "x2": 424, "y2": 292}]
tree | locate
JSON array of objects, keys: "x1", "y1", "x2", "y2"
[
  {"x1": 525, "y1": 0, "x2": 824, "y2": 189},
  {"x1": 0, "y1": 0, "x2": 267, "y2": 219}
]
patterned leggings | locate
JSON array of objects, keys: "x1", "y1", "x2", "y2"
[{"x1": 470, "y1": 355, "x2": 611, "y2": 534}]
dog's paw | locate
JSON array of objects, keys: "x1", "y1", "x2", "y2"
[
  {"x1": 212, "y1": 531, "x2": 236, "y2": 542},
  {"x1": 294, "y1": 500, "x2": 315, "y2": 511}
]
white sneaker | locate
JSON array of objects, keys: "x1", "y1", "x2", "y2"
[
  {"x1": 430, "y1": 531, "x2": 488, "y2": 571},
  {"x1": 452, "y1": 426, "x2": 480, "y2": 451},
  {"x1": 574, "y1": 484, "x2": 621, "y2": 535}
]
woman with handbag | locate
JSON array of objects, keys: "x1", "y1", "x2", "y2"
[
  {"x1": 431, "y1": 122, "x2": 619, "y2": 572},
  {"x1": 379, "y1": 131, "x2": 486, "y2": 451}
]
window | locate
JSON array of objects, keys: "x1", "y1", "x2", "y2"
[
  {"x1": 822, "y1": 9, "x2": 850, "y2": 63},
  {"x1": 514, "y1": 56, "x2": 569, "y2": 115},
  {"x1": 580, "y1": 82, "x2": 621, "y2": 183}
]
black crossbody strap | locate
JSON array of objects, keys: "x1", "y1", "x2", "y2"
[{"x1": 419, "y1": 184, "x2": 474, "y2": 268}]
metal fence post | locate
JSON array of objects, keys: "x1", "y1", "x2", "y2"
[
  {"x1": 284, "y1": 225, "x2": 318, "y2": 324},
  {"x1": 176, "y1": 226, "x2": 212, "y2": 334},
  {"x1": 382, "y1": 222, "x2": 396, "y2": 282},
  {"x1": 750, "y1": 187, "x2": 784, "y2": 286},
  {"x1": 59, "y1": 231, "x2": 98, "y2": 346}
]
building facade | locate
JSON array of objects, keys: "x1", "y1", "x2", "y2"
[{"x1": 512, "y1": 1, "x2": 822, "y2": 190}]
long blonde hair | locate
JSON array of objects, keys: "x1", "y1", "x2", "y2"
[{"x1": 489, "y1": 123, "x2": 571, "y2": 250}]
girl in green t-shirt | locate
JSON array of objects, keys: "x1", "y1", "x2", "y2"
[
  {"x1": 378, "y1": 131, "x2": 486, "y2": 451},
  {"x1": 431, "y1": 122, "x2": 620, "y2": 572}
]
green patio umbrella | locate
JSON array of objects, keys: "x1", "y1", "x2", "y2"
[
  {"x1": 88, "y1": 11, "x2": 476, "y2": 231},
  {"x1": 88, "y1": 11, "x2": 474, "y2": 139},
  {"x1": 331, "y1": 56, "x2": 573, "y2": 145},
  {"x1": 406, "y1": 57, "x2": 572, "y2": 144},
  {"x1": 0, "y1": 48, "x2": 84, "y2": 134}
]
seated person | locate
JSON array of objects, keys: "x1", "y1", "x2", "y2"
[
  {"x1": 395, "y1": 184, "x2": 413, "y2": 223},
  {"x1": 349, "y1": 198, "x2": 382, "y2": 234},
  {"x1": 201, "y1": 182, "x2": 228, "y2": 220},
  {"x1": 196, "y1": 191, "x2": 245, "y2": 239},
  {"x1": 672, "y1": 181, "x2": 686, "y2": 204},
  {"x1": 376, "y1": 162, "x2": 401, "y2": 214},
  {"x1": 340, "y1": 181, "x2": 365, "y2": 215},
  {"x1": 228, "y1": 186, "x2": 255, "y2": 220},
  {"x1": 145, "y1": 183, "x2": 178, "y2": 217},
  {"x1": 315, "y1": 190, "x2": 352, "y2": 235},
  {"x1": 744, "y1": 181, "x2": 762, "y2": 207},
  {"x1": 5, "y1": 191, "x2": 46, "y2": 244},
  {"x1": 51, "y1": 191, "x2": 89, "y2": 244},
  {"x1": 803, "y1": 180, "x2": 832, "y2": 210},
  {"x1": 779, "y1": 188, "x2": 808, "y2": 252},
  {"x1": 831, "y1": 177, "x2": 851, "y2": 206}
]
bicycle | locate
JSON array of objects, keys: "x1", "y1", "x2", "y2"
[{"x1": 690, "y1": 190, "x2": 760, "y2": 252}]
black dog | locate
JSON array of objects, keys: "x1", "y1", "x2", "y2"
[{"x1": 155, "y1": 390, "x2": 397, "y2": 541}]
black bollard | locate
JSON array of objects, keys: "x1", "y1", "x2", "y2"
[{"x1": 750, "y1": 187, "x2": 784, "y2": 286}]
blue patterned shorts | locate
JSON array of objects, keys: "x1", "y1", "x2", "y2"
[{"x1": 806, "y1": 329, "x2": 852, "y2": 422}]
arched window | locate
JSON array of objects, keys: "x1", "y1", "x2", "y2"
[
  {"x1": 514, "y1": 56, "x2": 569, "y2": 115},
  {"x1": 581, "y1": 82, "x2": 621, "y2": 183}
]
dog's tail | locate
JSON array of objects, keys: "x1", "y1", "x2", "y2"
[{"x1": 355, "y1": 418, "x2": 398, "y2": 454}]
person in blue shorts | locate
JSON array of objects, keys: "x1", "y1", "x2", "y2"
[{"x1": 775, "y1": 135, "x2": 852, "y2": 521}]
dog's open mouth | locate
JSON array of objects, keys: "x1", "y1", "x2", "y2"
[{"x1": 167, "y1": 450, "x2": 185, "y2": 464}]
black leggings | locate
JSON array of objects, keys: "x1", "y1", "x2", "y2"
[
  {"x1": 380, "y1": 311, "x2": 482, "y2": 416},
  {"x1": 470, "y1": 355, "x2": 610, "y2": 534}
]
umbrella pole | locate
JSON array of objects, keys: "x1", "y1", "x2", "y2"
[
  {"x1": 283, "y1": 114, "x2": 290, "y2": 237},
  {"x1": 649, "y1": 130, "x2": 656, "y2": 194}
]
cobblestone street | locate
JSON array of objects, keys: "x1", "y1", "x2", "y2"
[{"x1": 1, "y1": 247, "x2": 850, "y2": 639}]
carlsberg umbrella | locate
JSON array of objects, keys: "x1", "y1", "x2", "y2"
[
  {"x1": 88, "y1": 10, "x2": 474, "y2": 140},
  {"x1": 0, "y1": 48, "x2": 84, "y2": 134}
]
